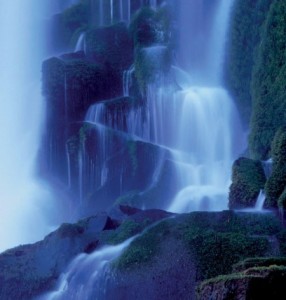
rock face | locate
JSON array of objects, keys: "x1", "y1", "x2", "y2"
[
  {"x1": 0, "y1": 210, "x2": 285, "y2": 299},
  {"x1": 229, "y1": 157, "x2": 266, "y2": 209},
  {"x1": 265, "y1": 127, "x2": 286, "y2": 208},
  {"x1": 40, "y1": 2, "x2": 176, "y2": 218},
  {"x1": 225, "y1": 0, "x2": 272, "y2": 125},
  {"x1": 0, "y1": 207, "x2": 171, "y2": 300},
  {"x1": 197, "y1": 258, "x2": 286, "y2": 300}
]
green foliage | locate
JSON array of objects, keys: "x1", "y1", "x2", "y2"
[
  {"x1": 115, "y1": 190, "x2": 141, "y2": 207},
  {"x1": 185, "y1": 230, "x2": 268, "y2": 280},
  {"x1": 229, "y1": 157, "x2": 266, "y2": 209},
  {"x1": 107, "y1": 220, "x2": 143, "y2": 245},
  {"x1": 181, "y1": 211, "x2": 281, "y2": 279},
  {"x1": 249, "y1": 0, "x2": 286, "y2": 159},
  {"x1": 225, "y1": 0, "x2": 272, "y2": 125},
  {"x1": 111, "y1": 211, "x2": 281, "y2": 278},
  {"x1": 180, "y1": 211, "x2": 281, "y2": 237},
  {"x1": 114, "y1": 220, "x2": 170, "y2": 270},
  {"x1": 233, "y1": 257, "x2": 286, "y2": 272},
  {"x1": 265, "y1": 127, "x2": 286, "y2": 207},
  {"x1": 277, "y1": 230, "x2": 286, "y2": 256}
]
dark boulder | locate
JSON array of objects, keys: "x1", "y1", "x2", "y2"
[{"x1": 229, "y1": 157, "x2": 266, "y2": 209}]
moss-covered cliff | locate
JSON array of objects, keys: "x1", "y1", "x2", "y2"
[{"x1": 226, "y1": 0, "x2": 286, "y2": 161}]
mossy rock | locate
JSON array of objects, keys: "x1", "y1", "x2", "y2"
[
  {"x1": 135, "y1": 45, "x2": 172, "y2": 90},
  {"x1": 225, "y1": 0, "x2": 272, "y2": 125},
  {"x1": 85, "y1": 22, "x2": 133, "y2": 73},
  {"x1": 249, "y1": 0, "x2": 286, "y2": 159},
  {"x1": 197, "y1": 265, "x2": 286, "y2": 300},
  {"x1": 114, "y1": 211, "x2": 282, "y2": 279},
  {"x1": 113, "y1": 219, "x2": 171, "y2": 270},
  {"x1": 50, "y1": 1, "x2": 89, "y2": 51},
  {"x1": 229, "y1": 157, "x2": 266, "y2": 209},
  {"x1": 129, "y1": 5, "x2": 172, "y2": 47},
  {"x1": 233, "y1": 257, "x2": 286, "y2": 272},
  {"x1": 265, "y1": 127, "x2": 286, "y2": 208}
]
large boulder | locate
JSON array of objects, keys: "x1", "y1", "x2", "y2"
[
  {"x1": 229, "y1": 157, "x2": 266, "y2": 209},
  {"x1": 85, "y1": 22, "x2": 133, "y2": 73},
  {"x1": 0, "y1": 208, "x2": 171, "y2": 300}
]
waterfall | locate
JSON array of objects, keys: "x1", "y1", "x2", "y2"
[
  {"x1": 110, "y1": 0, "x2": 114, "y2": 24},
  {"x1": 254, "y1": 190, "x2": 266, "y2": 211},
  {"x1": 123, "y1": 65, "x2": 135, "y2": 97},
  {"x1": 66, "y1": 144, "x2": 72, "y2": 188},
  {"x1": 74, "y1": 32, "x2": 86, "y2": 53},
  {"x1": 41, "y1": 236, "x2": 136, "y2": 300},
  {"x1": 0, "y1": 0, "x2": 63, "y2": 251}
]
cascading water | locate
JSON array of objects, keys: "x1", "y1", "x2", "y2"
[
  {"x1": 39, "y1": 1, "x2": 246, "y2": 299},
  {"x1": 0, "y1": 1, "x2": 64, "y2": 251},
  {"x1": 167, "y1": 0, "x2": 245, "y2": 212},
  {"x1": 79, "y1": 0, "x2": 245, "y2": 215},
  {"x1": 254, "y1": 190, "x2": 266, "y2": 211},
  {"x1": 74, "y1": 32, "x2": 86, "y2": 53},
  {"x1": 41, "y1": 236, "x2": 136, "y2": 300}
]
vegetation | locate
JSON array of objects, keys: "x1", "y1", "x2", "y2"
[
  {"x1": 114, "y1": 220, "x2": 170, "y2": 270},
  {"x1": 229, "y1": 157, "x2": 266, "y2": 209},
  {"x1": 249, "y1": 0, "x2": 286, "y2": 159},
  {"x1": 265, "y1": 127, "x2": 286, "y2": 207},
  {"x1": 114, "y1": 211, "x2": 283, "y2": 279},
  {"x1": 225, "y1": 0, "x2": 272, "y2": 125}
]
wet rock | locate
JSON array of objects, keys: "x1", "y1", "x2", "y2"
[{"x1": 229, "y1": 157, "x2": 266, "y2": 209}]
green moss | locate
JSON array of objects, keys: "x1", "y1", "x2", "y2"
[
  {"x1": 249, "y1": 0, "x2": 286, "y2": 159},
  {"x1": 233, "y1": 257, "x2": 286, "y2": 272},
  {"x1": 185, "y1": 229, "x2": 268, "y2": 280},
  {"x1": 265, "y1": 127, "x2": 286, "y2": 207},
  {"x1": 277, "y1": 230, "x2": 286, "y2": 256},
  {"x1": 278, "y1": 188, "x2": 286, "y2": 208},
  {"x1": 180, "y1": 211, "x2": 281, "y2": 236},
  {"x1": 225, "y1": 0, "x2": 272, "y2": 125},
  {"x1": 114, "y1": 220, "x2": 170, "y2": 270},
  {"x1": 179, "y1": 211, "x2": 282, "y2": 279},
  {"x1": 115, "y1": 190, "x2": 141, "y2": 207},
  {"x1": 107, "y1": 220, "x2": 143, "y2": 245},
  {"x1": 229, "y1": 157, "x2": 266, "y2": 209}
]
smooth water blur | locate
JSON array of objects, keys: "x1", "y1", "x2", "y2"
[
  {"x1": 177, "y1": 0, "x2": 233, "y2": 85},
  {"x1": 0, "y1": 1, "x2": 63, "y2": 251},
  {"x1": 41, "y1": 237, "x2": 136, "y2": 300}
]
